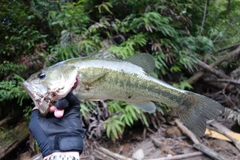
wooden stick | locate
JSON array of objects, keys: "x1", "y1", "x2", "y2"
[
  {"x1": 204, "y1": 78, "x2": 240, "y2": 86},
  {"x1": 174, "y1": 119, "x2": 199, "y2": 144},
  {"x1": 174, "y1": 118, "x2": 227, "y2": 160},
  {"x1": 94, "y1": 149, "x2": 115, "y2": 160},
  {"x1": 96, "y1": 146, "x2": 133, "y2": 160},
  {"x1": 147, "y1": 152, "x2": 203, "y2": 160},
  {"x1": 193, "y1": 143, "x2": 226, "y2": 160}
]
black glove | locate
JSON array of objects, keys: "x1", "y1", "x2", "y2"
[{"x1": 28, "y1": 92, "x2": 86, "y2": 158}]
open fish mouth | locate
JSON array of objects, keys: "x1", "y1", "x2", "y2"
[{"x1": 22, "y1": 81, "x2": 51, "y2": 115}]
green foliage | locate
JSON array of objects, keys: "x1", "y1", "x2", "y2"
[
  {"x1": 95, "y1": 2, "x2": 113, "y2": 15},
  {"x1": 0, "y1": 0, "x2": 47, "y2": 56},
  {"x1": 104, "y1": 115, "x2": 125, "y2": 141},
  {"x1": 0, "y1": 127, "x2": 15, "y2": 144},
  {"x1": 0, "y1": 74, "x2": 29, "y2": 106},
  {"x1": 153, "y1": 53, "x2": 168, "y2": 75},
  {"x1": 156, "y1": 103, "x2": 171, "y2": 114},
  {"x1": 206, "y1": 0, "x2": 240, "y2": 47},
  {"x1": 48, "y1": 1, "x2": 90, "y2": 34},
  {"x1": 0, "y1": 0, "x2": 50, "y2": 119},
  {"x1": 131, "y1": 11, "x2": 177, "y2": 36},
  {"x1": 121, "y1": 104, "x2": 149, "y2": 127},
  {"x1": 47, "y1": 1, "x2": 92, "y2": 60},
  {"x1": 23, "y1": 105, "x2": 33, "y2": 121},
  {"x1": 0, "y1": 61, "x2": 26, "y2": 75},
  {"x1": 105, "y1": 101, "x2": 148, "y2": 140},
  {"x1": 80, "y1": 101, "x2": 98, "y2": 118},
  {"x1": 173, "y1": 79, "x2": 193, "y2": 90}
]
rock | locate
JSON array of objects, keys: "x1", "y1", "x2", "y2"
[
  {"x1": 165, "y1": 126, "x2": 183, "y2": 138},
  {"x1": 141, "y1": 140, "x2": 155, "y2": 156},
  {"x1": 132, "y1": 149, "x2": 144, "y2": 160}
]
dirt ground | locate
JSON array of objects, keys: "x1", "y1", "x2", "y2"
[
  {"x1": 80, "y1": 124, "x2": 240, "y2": 160},
  {"x1": 14, "y1": 116, "x2": 240, "y2": 160}
]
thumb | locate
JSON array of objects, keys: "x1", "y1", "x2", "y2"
[
  {"x1": 49, "y1": 105, "x2": 65, "y2": 118},
  {"x1": 54, "y1": 108, "x2": 65, "y2": 118}
]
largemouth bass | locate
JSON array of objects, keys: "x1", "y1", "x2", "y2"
[{"x1": 22, "y1": 52, "x2": 224, "y2": 136}]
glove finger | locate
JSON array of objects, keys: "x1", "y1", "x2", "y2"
[
  {"x1": 66, "y1": 92, "x2": 80, "y2": 105},
  {"x1": 55, "y1": 98, "x2": 69, "y2": 109}
]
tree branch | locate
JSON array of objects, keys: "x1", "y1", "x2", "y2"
[
  {"x1": 204, "y1": 78, "x2": 240, "y2": 86},
  {"x1": 197, "y1": 59, "x2": 230, "y2": 79},
  {"x1": 95, "y1": 146, "x2": 133, "y2": 160},
  {"x1": 199, "y1": 0, "x2": 209, "y2": 35},
  {"x1": 188, "y1": 45, "x2": 240, "y2": 84},
  {"x1": 213, "y1": 42, "x2": 240, "y2": 54}
]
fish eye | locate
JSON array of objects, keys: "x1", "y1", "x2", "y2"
[{"x1": 38, "y1": 72, "x2": 46, "y2": 79}]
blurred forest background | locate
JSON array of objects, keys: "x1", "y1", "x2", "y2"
[{"x1": 1, "y1": 0, "x2": 240, "y2": 159}]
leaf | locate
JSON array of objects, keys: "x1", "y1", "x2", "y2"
[
  {"x1": 80, "y1": 103, "x2": 90, "y2": 118},
  {"x1": 104, "y1": 115, "x2": 125, "y2": 140},
  {"x1": 170, "y1": 65, "x2": 181, "y2": 72},
  {"x1": 173, "y1": 80, "x2": 193, "y2": 90},
  {"x1": 95, "y1": 2, "x2": 113, "y2": 15}
]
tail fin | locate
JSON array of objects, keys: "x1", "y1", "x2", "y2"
[{"x1": 175, "y1": 92, "x2": 224, "y2": 137}]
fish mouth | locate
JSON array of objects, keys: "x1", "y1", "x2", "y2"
[
  {"x1": 22, "y1": 81, "x2": 51, "y2": 115},
  {"x1": 22, "y1": 77, "x2": 79, "y2": 115}
]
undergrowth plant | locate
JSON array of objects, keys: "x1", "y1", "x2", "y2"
[
  {"x1": 106, "y1": 101, "x2": 149, "y2": 141},
  {"x1": 0, "y1": 74, "x2": 29, "y2": 106}
]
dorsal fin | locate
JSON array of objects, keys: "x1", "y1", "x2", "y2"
[{"x1": 125, "y1": 53, "x2": 155, "y2": 74}]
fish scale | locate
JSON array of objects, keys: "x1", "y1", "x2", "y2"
[{"x1": 75, "y1": 63, "x2": 180, "y2": 105}]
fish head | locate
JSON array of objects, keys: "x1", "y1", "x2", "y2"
[{"x1": 22, "y1": 63, "x2": 78, "y2": 115}]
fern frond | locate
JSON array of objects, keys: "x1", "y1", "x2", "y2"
[{"x1": 95, "y1": 2, "x2": 113, "y2": 15}]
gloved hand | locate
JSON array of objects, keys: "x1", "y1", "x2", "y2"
[{"x1": 28, "y1": 92, "x2": 86, "y2": 158}]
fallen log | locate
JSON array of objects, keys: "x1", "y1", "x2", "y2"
[
  {"x1": 0, "y1": 117, "x2": 13, "y2": 126},
  {"x1": 0, "y1": 121, "x2": 29, "y2": 159}
]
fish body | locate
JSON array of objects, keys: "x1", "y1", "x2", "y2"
[{"x1": 22, "y1": 52, "x2": 223, "y2": 136}]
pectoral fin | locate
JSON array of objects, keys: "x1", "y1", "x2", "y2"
[{"x1": 130, "y1": 101, "x2": 156, "y2": 113}]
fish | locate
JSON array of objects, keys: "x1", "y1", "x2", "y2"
[{"x1": 22, "y1": 51, "x2": 224, "y2": 136}]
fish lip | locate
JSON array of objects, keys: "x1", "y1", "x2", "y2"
[
  {"x1": 22, "y1": 81, "x2": 50, "y2": 115},
  {"x1": 22, "y1": 81, "x2": 38, "y2": 101}
]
